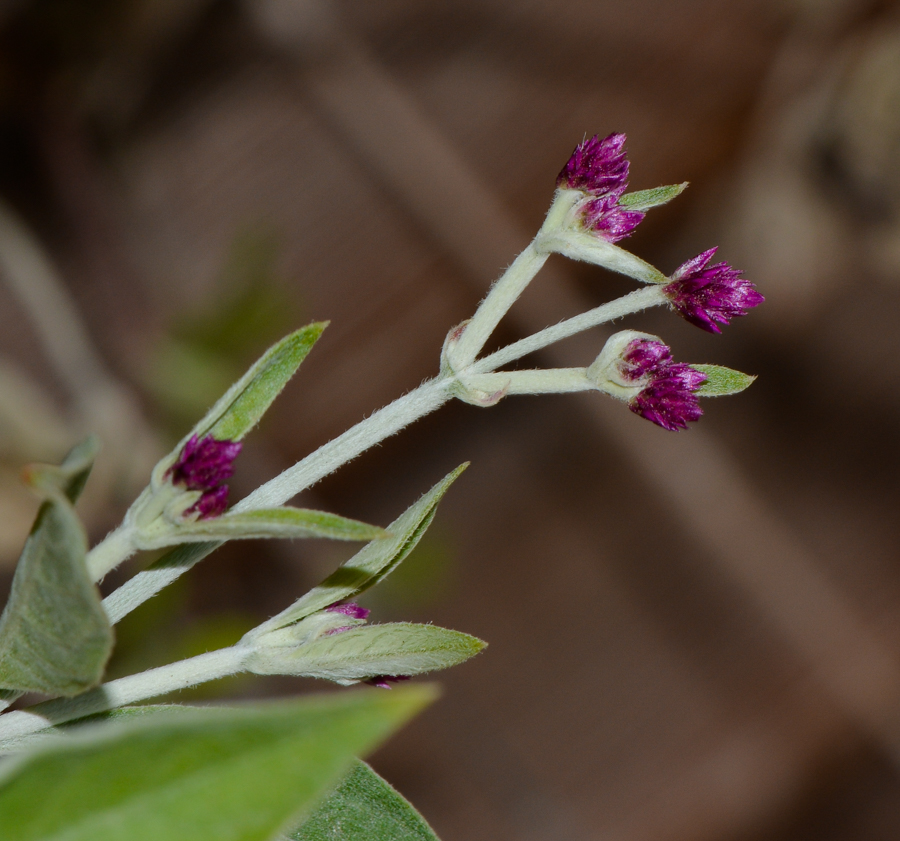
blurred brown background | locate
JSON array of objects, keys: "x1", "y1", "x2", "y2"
[{"x1": 2, "y1": 0, "x2": 900, "y2": 838}]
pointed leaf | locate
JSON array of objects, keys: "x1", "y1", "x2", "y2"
[
  {"x1": 0, "y1": 687, "x2": 437, "y2": 841},
  {"x1": 288, "y1": 761, "x2": 441, "y2": 841},
  {"x1": 2, "y1": 705, "x2": 196, "y2": 755},
  {"x1": 147, "y1": 323, "x2": 327, "y2": 491},
  {"x1": 136, "y1": 508, "x2": 386, "y2": 550},
  {"x1": 249, "y1": 465, "x2": 467, "y2": 635},
  {"x1": 204, "y1": 322, "x2": 327, "y2": 441},
  {"x1": 618, "y1": 182, "x2": 688, "y2": 211},
  {"x1": 692, "y1": 364, "x2": 757, "y2": 397},
  {"x1": 22, "y1": 435, "x2": 100, "y2": 504},
  {"x1": 247, "y1": 622, "x2": 485, "y2": 684},
  {"x1": 0, "y1": 492, "x2": 112, "y2": 696}
]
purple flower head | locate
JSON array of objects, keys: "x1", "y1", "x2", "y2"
[
  {"x1": 557, "y1": 133, "x2": 630, "y2": 196},
  {"x1": 187, "y1": 485, "x2": 230, "y2": 520},
  {"x1": 665, "y1": 248, "x2": 764, "y2": 334},
  {"x1": 581, "y1": 193, "x2": 645, "y2": 243},
  {"x1": 326, "y1": 602, "x2": 371, "y2": 620},
  {"x1": 620, "y1": 338, "x2": 706, "y2": 432},
  {"x1": 169, "y1": 434, "x2": 242, "y2": 491},
  {"x1": 169, "y1": 434, "x2": 242, "y2": 519},
  {"x1": 322, "y1": 603, "x2": 370, "y2": 636}
]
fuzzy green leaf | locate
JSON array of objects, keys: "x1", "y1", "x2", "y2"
[
  {"x1": 249, "y1": 466, "x2": 467, "y2": 635},
  {"x1": 0, "y1": 687, "x2": 436, "y2": 841},
  {"x1": 204, "y1": 322, "x2": 327, "y2": 441},
  {"x1": 22, "y1": 435, "x2": 100, "y2": 504},
  {"x1": 2, "y1": 705, "x2": 195, "y2": 755},
  {"x1": 248, "y1": 622, "x2": 485, "y2": 684},
  {"x1": 136, "y1": 508, "x2": 385, "y2": 550},
  {"x1": 288, "y1": 760, "x2": 440, "y2": 841},
  {"x1": 618, "y1": 182, "x2": 688, "y2": 211},
  {"x1": 693, "y1": 364, "x2": 757, "y2": 397},
  {"x1": 0, "y1": 483, "x2": 112, "y2": 696}
]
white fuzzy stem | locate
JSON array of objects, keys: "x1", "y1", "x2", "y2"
[
  {"x1": 85, "y1": 525, "x2": 137, "y2": 582},
  {"x1": 447, "y1": 242, "x2": 549, "y2": 367},
  {"x1": 473, "y1": 284, "x2": 667, "y2": 374},
  {"x1": 99, "y1": 251, "x2": 667, "y2": 626},
  {"x1": 101, "y1": 379, "x2": 455, "y2": 623},
  {"x1": 0, "y1": 646, "x2": 246, "y2": 752},
  {"x1": 464, "y1": 369, "x2": 593, "y2": 395},
  {"x1": 238, "y1": 378, "x2": 452, "y2": 511}
]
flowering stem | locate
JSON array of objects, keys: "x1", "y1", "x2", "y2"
[
  {"x1": 239, "y1": 378, "x2": 454, "y2": 510},
  {"x1": 99, "y1": 279, "x2": 669, "y2": 625},
  {"x1": 464, "y1": 369, "x2": 592, "y2": 395},
  {"x1": 101, "y1": 379, "x2": 456, "y2": 623},
  {"x1": 85, "y1": 524, "x2": 137, "y2": 583},
  {"x1": 447, "y1": 242, "x2": 549, "y2": 368},
  {"x1": 472, "y1": 284, "x2": 666, "y2": 374},
  {"x1": 0, "y1": 645, "x2": 247, "y2": 752}
]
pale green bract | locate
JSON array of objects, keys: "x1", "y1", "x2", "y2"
[
  {"x1": 618, "y1": 182, "x2": 689, "y2": 211},
  {"x1": 248, "y1": 622, "x2": 486, "y2": 685},
  {"x1": 134, "y1": 507, "x2": 386, "y2": 550},
  {"x1": 692, "y1": 364, "x2": 757, "y2": 397}
]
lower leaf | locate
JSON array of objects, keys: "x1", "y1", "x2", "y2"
[{"x1": 288, "y1": 760, "x2": 440, "y2": 841}]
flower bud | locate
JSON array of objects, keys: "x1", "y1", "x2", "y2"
[
  {"x1": 664, "y1": 248, "x2": 764, "y2": 333},
  {"x1": 588, "y1": 331, "x2": 707, "y2": 431},
  {"x1": 167, "y1": 434, "x2": 242, "y2": 519},
  {"x1": 554, "y1": 134, "x2": 644, "y2": 243}
]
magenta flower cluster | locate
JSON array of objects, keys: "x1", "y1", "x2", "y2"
[
  {"x1": 168, "y1": 434, "x2": 242, "y2": 519},
  {"x1": 665, "y1": 248, "x2": 764, "y2": 333},
  {"x1": 620, "y1": 338, "x2": 707, "y2": 431},
  {"x1": 325, "y1": 602, "x2": 371, "y2": 635},
  {"x1": 556, "y1": 133, "x2": 644, "y2": 242}
]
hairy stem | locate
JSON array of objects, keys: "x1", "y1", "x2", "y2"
[
  {"x1": 102, "y1": 378, "x2": 455, "y2": 623},
  {"x1": 0, "y1": 646, "x2": 247, "y2": 752},
  {"x1": 448, "y1": 241, "x2": 549, "y2": 367},
  {"x1": 473, "y1": 284, "x2": 667, "y2": 373},
  {"x1": 85, "y1": 524, "x2": 137, "y2": 582},
  {"x1": 100, "y1": 280, "x2": 668, "y2": 625}
]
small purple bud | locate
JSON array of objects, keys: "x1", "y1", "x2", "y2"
[
  {"x1": 620, "y1": 338, "x2": 706, "y2": 432},
  {"x1": 366, "y1": 675, "x2": 411, "y2": 690},
  {"x1": 169, "y1": 434, "x2": 242, "y2": 491},
  {"x1": 581, "y1": 193, "x2": 645, "y2": 243},
  {"x1": 557, "y1": 133, "x2": 630, "y2": 196},
  {"x1": 187, "y1": 485, "x2": 230, "y2": 520},
  {"x1": 665, "y1": 248, "x2": 764, "y2": 334},
  {"x1": 326, "y1": 603, "x2": 371, "y2": 620}
]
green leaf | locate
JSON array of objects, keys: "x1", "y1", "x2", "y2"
[
  {"x1": 247, "y1": 622, "x2": 485, "y2": 684},
  {"x1": 3, "y1": 705, "x2": 196, "y2": 755},
  {"x1": 0, "y1": 687, "x2": 436, "y2": 841},
  {"x1": 146, "y1": 322, "x2": 327, "y2": 497},
  {"x1": 203, "y1": 322, "x2": 327, "y2": 441},
  {"x1": 288, "y1": 760, "x2": 440, "y2": 841},
  {"x1": 136, "y1": 508, "x2": 386, "y2": 550},
  {"x1": 693, "y1": 364, "x2": 757, "y2": 397},
  {"x1": 248, "y1": 465, "x2": 467, "y2": 635},
  {"x1": 0, "y1": 488, "x2": 112, "y2": 696},
  {"x1": 22, "y1": 435, "x2": 100, "y2": 504},
  {"x1": 618, "y1": 182, "x2": 688, "y2": 211}
]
